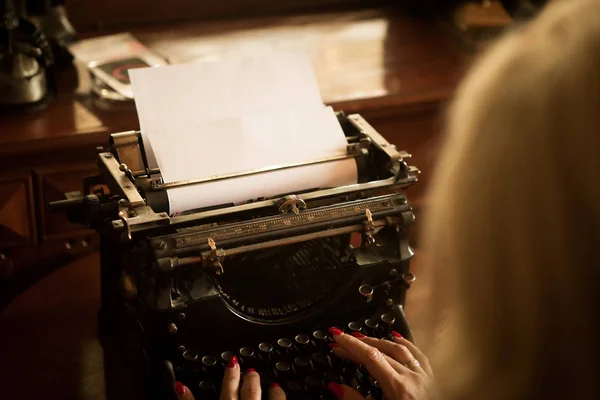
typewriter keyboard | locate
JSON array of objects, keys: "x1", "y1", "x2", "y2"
[{"x1": 174, "y1": 316, "x2": 401, "y2": 399}]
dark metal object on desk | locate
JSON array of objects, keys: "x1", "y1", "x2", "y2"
[
  {"x1": 0, "y1": 0, "x2": 76, "y2": 110},
  {"x1": 49, "y1": 112, "x2": 420, "y2": 400}
]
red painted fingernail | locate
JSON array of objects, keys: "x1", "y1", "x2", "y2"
[
  {"x1": 327, "y1": 382, "x2": 345, "y2": 399},
  {"x1": 270, "y1": 382, "x2": 280, "y2": 389},
  {"x1": 328, "y1": 327, "x2": 343, "y2": 336},
  {"x1": 227, "y1": 355, "x2": 238, "y2": 368},
  {"x1": 328, "y1": 342, "x2": 340, "y2": 348},
  {"x1": 351, "y1": 332, "x2": 366, "y2": 338},
  {"x1": 392, "y1": 331, "x2": 403, "y2": 338},
  {"x1": 246, "y1": 368, "x2": 256, "y2": 374},
  {"x1": 175, "y1": 381, "x2": 185, "y2": 396}
]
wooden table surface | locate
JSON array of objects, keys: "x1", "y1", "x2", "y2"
[
  {"x1": 0, "y1": 251, "x2": 429, "y2": 400},
  {"x1": 0, "y1": 7, "x2": 473, "y2": 159}
]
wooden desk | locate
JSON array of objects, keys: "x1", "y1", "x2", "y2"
[{"x1": 0, "y1": 251, "x2": 429, "y2": 400}]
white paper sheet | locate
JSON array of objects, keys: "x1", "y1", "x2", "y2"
[{"x1": 129, "y1": 52, "x2": 357, "y2": 214}]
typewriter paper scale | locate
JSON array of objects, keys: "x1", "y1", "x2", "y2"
[{"x1": 129, "y1": 52, "x2": 358, "y2": 215}]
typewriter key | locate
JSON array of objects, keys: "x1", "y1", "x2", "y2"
[
  {"x1": 220, "y1": 351, "x2": 234, "y2": 367},
  {"x1": 342, "y1": 365, "x2": 357, "y2": 385},
  {"x1": 239, "y1": 347, "x2": 257, "y2": 368},
  {"x1": 312, "y1": 330, "x2": 329, "y2": 350},
  {"x1": 293, "y1": 356, "x2": 311, "y2": 376},
  {"x1": 277, "y1": 338, "x2": 293, "y2": 356},
  {"x1": 257, "y1": 342, "x2": 274, "y2": 363},
  {"x1": 275, "y1": 361, "x2": 291, "y2": 379},
  {"x1": 305, "y1": 375, "x2": 322, "y2": 394},
  {"x1": 202, "y1": 355, "x2": 218, "y2": 368},
  {"x1": 310, "y1": 353, "x2": 329, "y2": 373},
  {"x1": 286, "y1": 380, "x2": 303, "y2": 395},
  {"x1": 364, "y1": 318, "x2": 379, "y2": 337},
  {"x1": 183, "y1": 349, "x2": 198, "y2": 361},
  {"x1": 356, "y1": 384, "x2": 371, "y2": 398},
  {"x1": 347, "y1": 321, "x2": 363, "y2": 333},
  {"x1": 380, "y1": 313, "x2": 396, "y2": 336},
  {"x1": 294, "y1": 334, "x2": 311, "y2": 354},
  {"x1": 198, "y1": 380, "x2": 217, "y2": 398}
]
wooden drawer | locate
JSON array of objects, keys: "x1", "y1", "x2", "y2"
[
  {"x1": 0, "y1": 173, "x2": 36, "y2": 248},
  {"x1": 36, "y1": 165, "x2": 96, "y2": 240}
]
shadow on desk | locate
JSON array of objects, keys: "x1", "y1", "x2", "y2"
[{"x1": 0, "y1": 253, "x2": 141, "y2": 400}]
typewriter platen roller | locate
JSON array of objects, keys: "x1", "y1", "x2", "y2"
[{"x1": 51, "y1": 112, "x2": 420, "y2": 400}]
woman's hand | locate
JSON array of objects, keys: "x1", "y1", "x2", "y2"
[
  {"x1": 174, "y1": 355, "x2": 286, "y2": 400},
  {"x1": 327, "y1": 328, "x2": 434, "y2": 400}
]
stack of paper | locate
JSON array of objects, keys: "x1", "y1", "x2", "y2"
[{"x1": 129, "y1": 52, "x2": 357, "y2": 214}]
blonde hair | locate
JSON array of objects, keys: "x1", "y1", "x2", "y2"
[{"x1": 421, "y1": 0, "x2": 600, "y2": 399}]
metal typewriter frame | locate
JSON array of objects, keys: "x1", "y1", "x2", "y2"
[{"x1": 50, "y1": 112, "x2": 420, "y2": 400}]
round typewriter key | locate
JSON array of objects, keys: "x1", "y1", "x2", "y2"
[
  {"x1": 364, "y1": 318, "x2": 379, "y2": 337},
  {"x1": 380, "y1": 313, "x2": 396, "y2": 336},
  {"x1": 356, "y1": 384, "x2": 371, "y2": 398},
  {"x1": 240, "y1": 347, "x2": 255, "y2": 357},
  {"x1": 275, "y1": 361, "x2": 291, "y2": 372},
  {"x1": 294, "y1": 334, "x2": 310, "y2": 346},
  {"x1": 220, "y1": 351, "x2": 234, "y2": 365},
  {"x1": 342, "y1": 366, "x2": 357, "y2": 385},
  {"x1": 201, "y1": 355, "x2": 217, "y2": 368},
  {"x1": 183, "y1": 349, "x2": 198, "y2": 361},
  {"x1": 294, "y1": 334, "x2": 311, "y2": 355},
  {"x1": 313, "y1": 330, "x2": 328, "y2": 341},
  {"x1": 286, "y1": 380, "x2": 302, "y2": 394},
  {"x1": 275, "y1": 361, "x2": 291, "y2": 379},
  {"x1": 312, "y1": 330, "x2": 329, "y2": 350},
  {"x1": 293, "y1": 356, "x2": 311, "y2": 376},
  {"x1": 239, "y1": 347, "x2": 257, "y2": 368},
  {"x1": 259, "y1": 342, "x2": 273, "y2": 353},
  {"x1": 198, "y1": 380, "x2": 216, "y2": 396},
  {"x1": 305, "y1": 375, "x2": 322, "y2": 394},
  {"x1": 257, "y1": 342, "x2": 273, "y2": 362},
  {"x1": 347, "y1": 321, "x2": 363, "y2": 333},
  {"x1": 276, "y1": 338, "x2": 293, "y2": 356},
  {"x1": 310, "y1": 353, "x2": 329, "y2": 372}
]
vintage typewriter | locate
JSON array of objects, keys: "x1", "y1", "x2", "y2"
[{"x1": 51, "y1": 112, "x2": 419, "y2": 400}]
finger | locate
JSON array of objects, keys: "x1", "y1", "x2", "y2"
[
  {"x1": 361, "y1": 337, "x2": 425, "y2": 374},
  {"x1": 326, "y1": 382, "x2": 365, "y2": 400},
  {"x1": 240, "y1": 369, "x2": 261, "y2": 400},
  {"x1": 329, "y1": 328, "x2": 400, "y2": 395},
  {"x1": 391, "y1": 332, "x2": 434, "y2": 376},
  {"x1": 220, "y1": 356, "x2": 240, "y2": 400},
  {"x1": 330, "y1": 343, "x2": 361, "y2": 364},
  {"x1": 175, "y1": 382, "x2": 195, "y2": 400},
  {"x1": 268, "y1": 382, "x2": 286, "y2": 400},
  {"x1": 330, "y1": 343, "x2": 406, "y2": 375}
]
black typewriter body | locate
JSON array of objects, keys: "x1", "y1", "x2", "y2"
[{"x1": 51, "y1": 112, "x2": 420, "y2": 400}]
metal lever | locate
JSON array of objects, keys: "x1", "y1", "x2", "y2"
[
  {"x1": 363, "y1": 208, "x2": 375, "y2": 245},
  {"x1": 119, "y1": 163, "x2": 135, "y2": 182},
  {"x1": 207, "y1": 238, "x2": 224, "y2": 275},
  {"x1": 118, "y1": 211, "x2": 132, "y2": 241}
]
